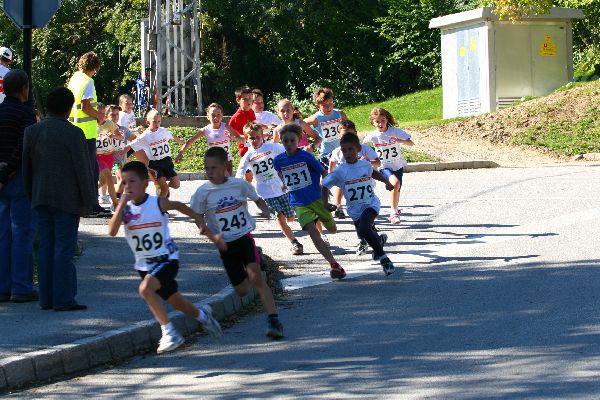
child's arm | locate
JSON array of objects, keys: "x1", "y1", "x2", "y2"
[
  {"x1": 340, "y1": 110, "x2": 348, "y2": 121},
  {"x1": 397, "y1": 138, "x2": 414, "y2": 146},
  {"x1": 254, "y1": 198, "x2": 271, "y2": 219},
  {"x1": 108, "y1": 127, "x2": 124, "y2": 141},
  {"x1": 225, "y1": 125, "x2": 246, "y2": 144},
  {"x1": 108, "y1": 193, "x2": 129, "y2": 236},
  {"x1": 328, "y1": 160, "x2": 337, "y2": 174},
  {"x1": 234, "y1": 153, "x2": 251, "y2": 179},
  {"x1": 372, "y1": 170, "x2": 394, "y2": 191},
  {"x1": 303, "y1": 113, "x2": 318, "y2": 127},
  {"x1": 170, "y1": 133, "x2": 186, "y2": 146},
  {"x1": 301, "y1": 121, "x2": 322, "y2": 148},
  {"x1": 321, "y1": 185, "x2": 337, "y2": 212},
  {"x1": 176, "y1": 129, "x2": 204, "y2": 163},
  {"x1": 134, "y1": 150, "x2": 150, "y2": 165}
]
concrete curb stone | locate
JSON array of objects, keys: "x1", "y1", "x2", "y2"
[{"x1": 0, "y1": 280, "x2": 258, "y2": 393}]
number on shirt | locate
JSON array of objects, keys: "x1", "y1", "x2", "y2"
[
  {"x1": 252, "y1": 158, "x2": 274, "y2": 175},
  {"x1": 347, "y1": 185, "x2": 373, "y2": 202},
  {"x1": 376, "y1": 146, "x2": 399, "y2": 161},
  {"x1": 132, "y1": 232, "x2": 163, "y2": 252},
  {"x1": 219, "y1": 212, "x2": 248, "y2": 232},
  {"x1": 284, "y1": 170, "x2": 309, "y2": 187},
  {"x1": 151, "y1": 144, "x2": 170, "y2": 158}
]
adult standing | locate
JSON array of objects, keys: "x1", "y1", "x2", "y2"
[
  {"x1": 22, "y1": 87, "x2": 96, "y2": 311},
  {"x1": 0, "y1": 46, "x2": 14, "y2": 104},
  {"x1": 0, "y1": 69, "x2": 37, "y2": 303},
  {"x1": 67, "y1": 51, "x2": 110, "y2": 217}
]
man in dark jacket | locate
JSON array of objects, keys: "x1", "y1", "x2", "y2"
[
  {"x1": 22, "y1": 87, "x2": 96, "y2": 311},
  {"x1": 0, "y1": 69, "x2": 37, "y2": 303}
]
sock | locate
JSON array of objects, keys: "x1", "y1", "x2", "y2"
[
  {"x1": 197, "y1": 309, "x2": 209, "y2": 323},
  {"x1": 268, "y1": 314, "x2": 279, "y2": 324},
  {"x1": 161, "y1": 322, "x2": 175, "y2": 336},
  {"x1": 291, "y1": 239, "x2": 300, "y2": 245}
]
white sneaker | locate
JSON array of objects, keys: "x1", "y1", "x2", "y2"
[
  {"x1": 100, "y1": 195, "x2": 110, "y2": 204},
  {"x1": 156, "y1": 331, "x2": 184, "y2": 354},
  {"x1": 199, "y1": 305, "x2": 223, "y2": 338}
]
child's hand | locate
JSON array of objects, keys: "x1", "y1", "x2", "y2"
[
  {"x1": 324, "y1": 202, "x2": 337, "y2": 212},
  {"x1": 385, "y1": 182, "x2": 394, "y2": 191},
  {"x1": 120, "y1": 192, "x2": 130, "y2": 204},
  {"x1": 212, "y1": 232, "x2": 228, "y2": 251}
]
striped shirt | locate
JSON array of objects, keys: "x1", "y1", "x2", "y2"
[{"x1": 0, "y1": 96, "x2": 36, "y2": 184}]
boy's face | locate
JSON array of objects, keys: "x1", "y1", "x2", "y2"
[
  {"x1": 341, "y1": 142, "x2": 360, "y2": 164},
  {"x1": 120, "y1": 98, "x2": 133, "y2": 113},
  {"x1": 204, "y1": 156, "x2": 227, "y2": 183},
  {"x1": 236, "y1": 93, "x2": 253, "y2": 111},
  {"x1": 208, "y1": 107, "x2": 223, "y2": 126},
  {"x1": 252, "y1": 95, "x2": 264, "y2": 113},
  {"x1": 281, "y1": 131, "x2": 299, "y2": 154},
  {"x1": 247, "y1": 129, "x2": 264, "y2": 149},
  {"x1": 278, "y1": 102, "x2": 294, "y2": 121},
  {"x1": 96, "y1": 106, "x2": 106, "y2": 124},
  {"x1": 121, "y1": 171, "x2": 148, "y2": 201},
  {"x1": 316, "y1": 99, "x2": 334, "y2": 115},
  {"x1": 372, "y1": 115, "x2": 388, "y2": 132},
  {"x1": 147, "y1": 114, "x2": 161, "y2": 131}
]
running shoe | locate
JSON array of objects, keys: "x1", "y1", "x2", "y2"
[
  {"x1": 330, "y1": 262, "x2": 347, "y2": 279},
  {"x1": 156, "y1": 331, "x2": 184, "y2": 354},
  {"x1": 291, "y1": 241, "x2": 304, "y2": 255},
  {"x1": 356, "y1": 239, "x2": 368, "y2": 256},
  {"x1": 388, "y1": 213, "x2": 401, "y2": 224},
  {"x1": 199, "y1": 305, "x2": 223, "y2": 338},
  {"x1": 266, "y1": 320, "x2": 284, "y2": 340},
  {"x1": 380, "y1": 256, "x2": 396, "y2": 276},
  {"x1": 100, "y1": 194, "x2": 111, "y2": 204},
  {"x1": 334, "y1": 208, "x2": 346, "y2": 219}
]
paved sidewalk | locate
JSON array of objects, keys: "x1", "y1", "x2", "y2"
[{"x1": 0, "y1": 160, "x2": 497, "y2": 392}]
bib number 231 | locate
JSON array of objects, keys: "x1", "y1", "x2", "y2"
[{"x1": 282, "y1": 164, "x2": 311, "y2": 191}]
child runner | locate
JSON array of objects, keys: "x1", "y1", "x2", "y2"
[
  {"x1": 363, "y1": 107, "x2": 414, "y2": 224},
  {"x1": 128, "y1": 109, "x2": 186, "y2": 198},
  {"x1": 236, "y1": 122, "x2": 304, "y2": 256},
  {"x1": 108, "y1": 161, "x2": 223, "y2": 354},
  {"x1": 108, "y1": 104, "x2": 136, "y2": 207},
  {"x1": 251, "y1": 88, "x2": 281, "y2": 143},
  {"x1": 229, "y1": 86, "x2": 257, "y2": 182},
  {"x1": 190, "y1": 147, "x2": 284, "y2": 339},
  {"x1": 117, "y1": 94, "x2": 137, "y2": 131},
  {"x1": 273, "y1": 123, "x2": 346, "y2": 279},
  {"x1": 96, "y1": 104, "x2": 124, "y2": 211},
  {"x1": 273, "y1": 98, "x2": 321, "y2": 152},
  {"x1": 304, "y1": 87, "x2": 348, "y2": 219},
  {"x1": 323, "y1": 133, "x2": 396, "y2": 275},
  {"x1": 176, "y1": 103, "x2": 245, "y2": 175}
]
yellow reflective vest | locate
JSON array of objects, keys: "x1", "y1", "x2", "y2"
[{"x1": 68, "y1": 71, "x2": 98, "y2": 139}]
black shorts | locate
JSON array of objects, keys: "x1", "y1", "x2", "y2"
[
  {"x1": 149, "y1": 156, "x2": 177, "y2": 179},
  {"x1": 138, "y1": 259, "x2": 179, "y2": 300},
  {"x1": 219, "y1": 233, "x2": 261, "y2": 287}
]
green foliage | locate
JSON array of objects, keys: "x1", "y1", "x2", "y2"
[{"x1": 169, "y1": 127, "x2": 242, "y2": 172}]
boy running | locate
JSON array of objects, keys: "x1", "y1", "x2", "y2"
[
  {"x1": 273, "y1": 123, "x2": 346, "y2": 279},
  {"x1": 251, "y1": 88, "x2": 281, "y2": 142},
  {"x1": 96, "y1": 105, "x2": 124, "y2": 211},
  {"x1": 108, "y1": 161, "x2": 223, "y2": 354},
  {"x1": 190, "y1": 147, "x2": 284, "y2": 339},
  {"x1": 323, "y1": 133, "x2": 396, "y2": 275},
  {"x1": 235, "y1": 122, "x2": 303, "y2": 255}
]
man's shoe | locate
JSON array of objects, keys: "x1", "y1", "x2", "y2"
[
  {"x1": 91, "y1": 204, "x2": 112, "y2": 218},
  {"x1": 199, "y1": 305, "x2": 223, "y2": 338},
  {"x1": 380, "y1": 256, "x2": 396, "y2": 276},
  {"x1": 157, "y1": 331, "x2": 184, "y2": 354},
  {"x1": 266, "y1": 320, "x2": 284, "y2": 340},
  {"x1": 334, "y1": 208, "x2": 346, "y2": 219},
  {"x1": 330, "y1": 262, "x2": 346, "y2": 279},
  {"x1": 10, "y1": 291, "x2": 39, "y2": 303},
  {"x1": 291, "y1": 241, "x2": 304, "y2": 255},
  {"x1": 54, "y1": 303, "x2": 87, "y2": 311},
  {"x1": 356, "y1": 240, "x2": 368, "y2": 256}
]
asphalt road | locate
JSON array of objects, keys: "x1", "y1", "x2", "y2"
[{"x1": 12, "y1": 164, "x2": 600, "y2": 399}]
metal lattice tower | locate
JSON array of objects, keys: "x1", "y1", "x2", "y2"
[{"x1": 142, "y1": 0, "x2": 202, "y2": 116}]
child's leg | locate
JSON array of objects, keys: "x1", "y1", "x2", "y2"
[
  {"x1": 157, "y1": 177, "x2": 169, "y2": 197},
  {"x1": 138, "y1": 275, "x2": 169, "y2": 325},
  {"x1": 305, "y1": 221, "x2": 336, "y2": 264},
  {"x1": 246, "y1": 262, "x2": 277, "y2": 314},
  {"x1": 277, "y1": 212, "x2": 296, "y2": 241},
  {"x1": 167, "y1": 175, "x2": 180, "y2": 189},
  {"x1": 356, "y1": 208, "x2": 385, "y2": 259},
  {"x1": 388, "y1": 175, "x2": 401, "y2": 213},
  {"x1": 103, "y1": 170, "x2": 118, "y2": 206},
  {"x1": 334, "y1": 187, "x2": 344, "y2": 208},
  {"x1": 115, "y1": 168, "x2": 124, "y2": 195}
]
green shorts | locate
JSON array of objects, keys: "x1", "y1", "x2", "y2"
[{"x1": 295, "y1": 199, "x2": 336, "y2": 231}]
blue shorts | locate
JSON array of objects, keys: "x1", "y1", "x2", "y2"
[{"x1": 379, "y1": 167, "x2": 403, "y2": 185}]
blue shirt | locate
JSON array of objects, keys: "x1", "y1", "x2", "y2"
[
  {"x1": 313, "y1": 109, "x2": 343, "y2": 156},
  {"x1": 273, "y1": 149, "x2": 325, "y2": 207}
]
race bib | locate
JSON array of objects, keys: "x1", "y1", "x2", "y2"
[
  {"x1": 262, "y1": 128, "x2": 274, "y2": 142},
  {"x1": 216, "y1": 203, "x2": 252, "y2": 239},
  {"x1": 281, "y1": 162, "x2": 312, "y2": 191},
  {"x1": 344, "y1": 176, "x2": 374, "y2": 205},
  {"x1": 150, "y1": 141, "x2": 171, "y2": 160},
  {"x1": 321, "y1": 122, "x2": 340, "y2": 143},
  {"x1": 127, "y1": 222, "x2": 170, "y2": 259},
  {"x1": 251, "y1": 153, "x2": 276, "y2": 182},
  {"x1": 209, "y1": 139, "x2": 231, "y2": 159},
  {"x1": 375, "y1": 142, "x2": 401, "y2": 164},
  {"x1": 96, "y1": 135, "x2": 115, "y2": 154}
]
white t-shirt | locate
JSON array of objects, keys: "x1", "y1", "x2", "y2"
[
  {"x1": 190, "y1": 177, "x2": 259, "y2": 243},
  {"x1": 82, "y1": 80, "x2": 95, "y2": 100},
  {"x1": 255, "y1": 111, "x2": 282, "y2": 142},
  {"x1": 235, "y1": 142, "x2": 286, "y2": 199},
  {"x1": 329, "y1": 143, "x2": 378, "y2": 165},
  {"x1": 122, "y1": 195, "x2": 179, "y2": 271},
  {"x1": 363, "y1": 126, "x2": 411, "y2": 171},
  {"x1": 118, "y1": 111, "x2": 136, "y2": 130},
  {"x1": 322, "y1": 160, "x2": 380, "y2": 221},
  {"x1": 204, "y1": 123, "x2": 232, "y2": 161},
  {"x1": 130, "y1": 127, "x2": 173, "y2": 161},
  {"x1": 0, "y1": 64, "x2": 10, "y2": 104}
]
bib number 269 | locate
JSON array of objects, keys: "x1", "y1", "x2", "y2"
[{"x1": 133, "y1": 232, "x2": 163, "y2": 252}]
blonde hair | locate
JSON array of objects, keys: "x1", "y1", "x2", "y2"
[
  {"x1": 205, "y1": 102, "x2": 223, "y2": 114},
  {"x1": 118, "y1": 94, "x2": 132, "y2": 105},
  {"x1": 312, "y1": 87, "x2": 334, "y2": 105},
  {"x1": 243, "y1": 121, "x2": 263, "y2": 137},
  {"x1": 146, "y1": 109, "x2": 160, "y2": 121},
  {"x1": 277, "y1": 98, "x2": 303, "y2": 120},
  {"x1": 369, "y1": 107, "x2": 396, "y2": 127},
  {"x1": 279, "y1": 123, "x2": 303, "y2": 140}
]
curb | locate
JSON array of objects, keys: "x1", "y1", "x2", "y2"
[{"x1": 0, "y1": 281, "x2": 260, "y2": 393}]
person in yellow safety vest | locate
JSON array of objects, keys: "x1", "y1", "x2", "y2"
[{"x1": 67, "y1": 51, "x2": 111, "y2": 217}]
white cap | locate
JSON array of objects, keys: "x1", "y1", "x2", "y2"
[{"x1": 0, "y1": 47, "x2": 13, "y2": 61}]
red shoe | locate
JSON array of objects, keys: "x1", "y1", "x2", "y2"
[{"x1": 330, "y1": 262, "x2": 346, "y2": 279}]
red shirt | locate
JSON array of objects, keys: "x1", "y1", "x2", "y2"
[{"x1": 229, "y1": 108, "x2": 256, "y2": 156}]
